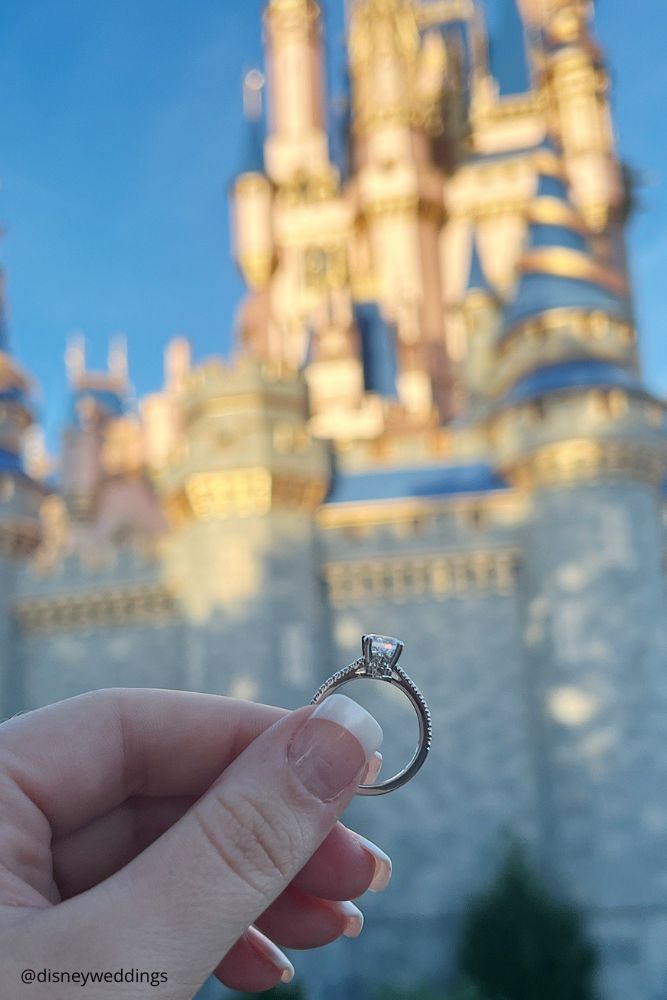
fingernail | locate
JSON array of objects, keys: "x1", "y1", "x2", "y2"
[
  {"x1": 246, "y1": 925, "x2": 295, "y2": 983},
  {"x1": 288, "y1": 694, "x2": 383, "y2": 802},
  {"x1": 353, "y1": 833, "x2": 393, "y2": 892},
  {"x1": 338, "y1": 900, "x2": 364, "y2": 938},
  {"x1": 363, "y1": 751, "x2": 383, "y2": 785}
]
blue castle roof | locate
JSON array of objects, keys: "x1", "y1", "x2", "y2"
[
  {"x1": 502, "y1": 161, "x2": 631, "y2": 333},
  {"x1": 326, "y1": 461, "x2": 508, "y2": 506},
  {"x1": 354, "y1": 301, "x2": 398, "y2": 399},
  {"x1": 503, "y1": 272, "x2": 631, "y2": 330},
  {"x1": 503, "y1": 358, "x2": 646, "y2": 407}
]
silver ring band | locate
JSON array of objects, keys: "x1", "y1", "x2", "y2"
[{"x1": 310, "y1": 634, "x2": 432, "y2": 795}]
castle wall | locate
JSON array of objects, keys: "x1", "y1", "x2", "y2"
[
  {"x1": 160, "y1": 512, "x2": 332, "y2": 708},
  {"x1": 13, "y1": 549, "x2": 186, "y2": 709},
  {"x1": 518, "y1": 481, "x2": 667, "y2": 1000}
]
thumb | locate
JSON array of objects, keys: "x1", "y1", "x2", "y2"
[{"x1": 71, "y1": 694, "x2": 382, "y2": 990}]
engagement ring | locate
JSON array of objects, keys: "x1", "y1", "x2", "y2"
[{"x1": 311, "y1": 635, "x2": 432, "y2": 795}]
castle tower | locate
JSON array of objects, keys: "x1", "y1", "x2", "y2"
[
  {"x1": 491, "y1": 152, "x2": 667, "y2": 1000},
  {"x1": 263, "y1": 0, "x2": 332, "y2": 185},
  {"x1": 493, "y1": 140, "x2": 636, "y2": 399},
  {"x1": 61, "y1": 333, "x2": 165, "y2": 555},
  {"x1": 0, "y1": 269, "x2": 43, "y2": 713},
  {"x1": 348, "y1": 0, "x2": 452, "y2": 423},
  {"x1": 156, "y1": 359, "x2": 332, "y2": 703},
  {"x1": 532, "y1": 0, "x2": 624, "y2": 234}
]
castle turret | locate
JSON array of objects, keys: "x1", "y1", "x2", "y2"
[
  {"x1": 494, "y1": 142, "x2": 635, "y2": 400},
  {"x1": 231, "y1": 71, "x2": 275, "y2": 293},
  {"x1": 61, "y1": 332, "x2": 128, "y2": 520},
  {"x1": 156, "y1": 359, "x2": 331, "y2": 703},
  {"x1": 486, "y1": 139, "x2": 667, "y2": 1000},
  {"x1": 61, "y1": 333, "x2": 166, "y2": 555},
  {"x1": 348, "y1": 0, "x2": 452, "y2": 423},
  {"x1": 263, "y1": 0, "x2": 333, "y2": 186},
  {"x1": 0, "y1": 269, "x2": 44, "y2": 712}
]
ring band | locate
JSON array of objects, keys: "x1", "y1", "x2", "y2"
[{"x1": 310, "y1": 634, "x2": 432, "y2": 795}]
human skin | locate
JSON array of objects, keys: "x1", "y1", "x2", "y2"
[{"x1": 0, "y1": 688, "x2": 390, "y2": 999}]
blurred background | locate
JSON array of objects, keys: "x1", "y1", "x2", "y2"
[{"x1": 0, "y1": 2, "x2": 666, "y2": 999}]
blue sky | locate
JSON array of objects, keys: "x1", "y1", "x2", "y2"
[{"x1": 0, "y1": 1, "x2": 665, "y2": 453}]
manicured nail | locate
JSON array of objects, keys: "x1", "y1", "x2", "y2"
[
  {"x1": 288, "y1": 695, "x2": 383, "y2": 802},
  {"x1": 246, "y1": 925, "x2": 295, "y2": 983},
  {"x1": 338, "y1": 900, "x2": 364, "y2": 938},
  {"x1": 363, "y1": 751, "x2": 383, "y2": 785},
  {"x1": 353, "y1": 832, "x2": 393, "y2": 892}
]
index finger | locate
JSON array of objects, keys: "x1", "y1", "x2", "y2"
[{"x1": 0, "y1": 688, "x2": 286, "y2": 839}]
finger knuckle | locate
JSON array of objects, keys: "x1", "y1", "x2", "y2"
[{"x1": 194, "y1": 787, "x2": 300, "y2": 901}]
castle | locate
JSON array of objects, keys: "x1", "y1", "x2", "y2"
[{"x1": 1, "y1": 1, "x2": 666, "y2": 998}]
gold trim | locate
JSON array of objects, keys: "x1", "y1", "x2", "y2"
[
  {"x1": 361, "y1": 195, "x2": 445, "y2": 225},
  {"x1": 264, "y1": 0, "x2": 319, "y2": 33},
  {"x1": 318, "y1": 490, "x2": 525, "y2": 530},
  {"x1": 166, "y1": 467, "x2": 327, "y2": 524},
  {"x1": 520, "y1": 248, "x2": 628, "y2": 296},
  {"x1": 183, "y1": 391, "x2": 305, "y2": 424},
  {"x1": 453, "y1": 198, "x2": 530, "y2": 220},
  {"x1": 415, "y1": 0, "x2": 474, "y2": 27},
  {"x1": 498, "y1": 307, "x2": 634, "y2": 358},
  {"x1": 323, "y1": 548, "x2": 521, "y2": 607},
  {"x1": 505, "y1": 438, "x2": 667, "y2": 490},
  {"x1": 185, "y1": 468, "x2": 272, "y2": 521},
  {"x1": 528, "y1": 197, "x2": 587, "y2": 234},
  {"x1": 14, "y1": 583, "x2": 178, "y2": 633},
  {"x1": 531, "y1": 149, "x2": 568, "y2": 179}
]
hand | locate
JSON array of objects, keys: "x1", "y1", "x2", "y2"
[{"x1": 0, "y1": 688, "x2": 390, "y2": 998}]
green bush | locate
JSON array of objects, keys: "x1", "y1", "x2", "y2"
[{"x1": 455, "y1": 842, "x2": 598, "y2": 1000}]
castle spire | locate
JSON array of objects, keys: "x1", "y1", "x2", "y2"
[
  {"x1": 263, "y1": 0, "x2": 333, "y2": 185},
  {"x1": 461, "y1": 232, "x2": 500, "y2": 407},
  {"x1": 464, "y1": 233, "x2": 496, "y2": 300},
  {"x1": 231, "y1": 71, "x2": 274, "y2": 291}
]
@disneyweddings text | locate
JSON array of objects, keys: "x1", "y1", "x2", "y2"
[{"x1": 21, "y1": 968, "x2": 168, "y2": 988}]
